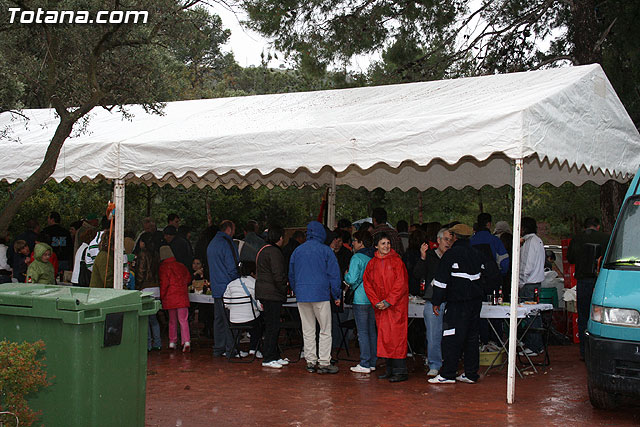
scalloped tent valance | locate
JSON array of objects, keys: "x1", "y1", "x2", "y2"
[{"x1": 1, "y1": 63, "x2": 638, "y2": 190}]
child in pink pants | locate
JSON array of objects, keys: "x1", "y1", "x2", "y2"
[{"x1": 159, "y1": 245, "x2": 192, "y2": 352}]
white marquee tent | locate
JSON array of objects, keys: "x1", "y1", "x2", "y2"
[{"x1": 1, "y1": 63, "x2": 639, "y2": 403}]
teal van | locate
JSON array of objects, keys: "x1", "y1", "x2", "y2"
[{"x1": 586, "y1": 169, "x2": 640, "y2": 409}]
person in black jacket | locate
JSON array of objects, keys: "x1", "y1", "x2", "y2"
[
  {"x1": 282, "y1": 230, "x2": 305, "y2": 275},
  {"x1": 429, "y1": 223, "x2": 486, "y2": 385},
  {"x1": 255, "y1": 225, "x2": 289, "y2": 368},
  {"x1": 163, "y1": 225, "x2": 193, "y2": 272},
  {"x1": 567, "y1": 217, "x2": 610, "y2": 360}
]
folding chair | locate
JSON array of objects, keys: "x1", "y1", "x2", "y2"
[
  {"x1": 222, "y1": 295, "x2": 261, "y2": 363},
  {"x1": 334, "y1": 311, "x2": 357, "y2": 361},
  {"x1": 517, "y1": 309, "x2": 553, "y2": 368},
  {"x1": 279, "y1": 306, "x2": 303, "y2": 362}
]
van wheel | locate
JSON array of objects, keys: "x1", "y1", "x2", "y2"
[{"x1": 588, "y1": 379, "x2": 618, "y2": 409}]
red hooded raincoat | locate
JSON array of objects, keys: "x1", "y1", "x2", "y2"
[{"x1": 363, "y1": 249, "x2": 409, "y2": 359}]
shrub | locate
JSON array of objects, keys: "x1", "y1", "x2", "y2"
[{"x1": 0, "y1": 340, "x2": 50, "y2": 427}]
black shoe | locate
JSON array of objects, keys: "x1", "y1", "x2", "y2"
[
  {"x1": 306, "y1": 363, "x2": 317, "y2": 373},
  {"x1": 378, "y1": 372, "x2": 391, "y2": 379},
  {"x1": 317, "y1": 364, "x2": 339, "y2": 374},
  {"x1": 388, "y1": 374, "x2": 409, "y2": 383}
]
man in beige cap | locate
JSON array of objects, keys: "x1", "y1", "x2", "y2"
[{"x1": 429, "y1": 223, "x2": 486, "y2": 384}]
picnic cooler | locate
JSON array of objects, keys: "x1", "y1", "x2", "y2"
[{"x1": 0, "y1": 283, "x2": 160, "y2": 427}]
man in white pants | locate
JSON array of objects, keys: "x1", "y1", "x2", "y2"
[{"x1": 289, "y1": 221, "x2": 342, "y2": 374}]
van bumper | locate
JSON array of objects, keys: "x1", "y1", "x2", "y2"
[{"x1": 586, "y1": 331, "x2": 640, "y2": 396}]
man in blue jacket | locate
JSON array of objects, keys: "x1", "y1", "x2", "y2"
[
  {"x1": 289, "y1": 221, "x2": 342, "y2": 374},
  {"x1": 207, "y1": 220, "x2": 244, "y2": 357}
]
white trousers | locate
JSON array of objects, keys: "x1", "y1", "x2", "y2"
[{"x1": 297, "y1": 301, "x2": 332, "y2": 366}]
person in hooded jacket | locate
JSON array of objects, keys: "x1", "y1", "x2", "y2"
[
  {"x1": 344, "y1": 229, "x2": 376, "y2": 373},
  {"x1": 363, "y1": 232, "x2": 409, "y2": 382},
  {"x1": 26, "y1": 242, "x2": 55, "y2": 284},
  {"x1": 289, "y1": 221, "x2": 342, "y2": 374},
  {"x1": 159, "y1": 245, "x2": 192, "y2": 352},
  {"x1": 255, "y1": 225, "x2": 289, "y2": 368}
]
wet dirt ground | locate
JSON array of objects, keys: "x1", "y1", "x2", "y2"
[{"x1": 145, "y1": 337, "x2": 639, "y2": 426}]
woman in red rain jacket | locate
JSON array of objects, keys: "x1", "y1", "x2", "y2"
[
  {"x1": 159, "y1": 245, "x2": 192, "y2": 352},
  {"x1": 363, "y1": 232, "x2": 409, "y2": 382}
]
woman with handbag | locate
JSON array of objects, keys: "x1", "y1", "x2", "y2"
[{"x1": 344, "y1": 229, "x2": 376, "y2": 373}]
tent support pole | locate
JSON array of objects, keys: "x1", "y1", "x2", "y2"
[
  {"x1": 507, "y1": 158, "x2": 524, "y2": 404},
  {"x1": 113, "y1": 178, "x2": 125, "y2": 290},
  {"x1": 327, "y1": 174, "x2": 337, "y2": 230}
]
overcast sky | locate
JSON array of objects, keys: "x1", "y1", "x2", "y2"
[
  {"x1": 208, "y1": 3, "x2": 283, "y2": 68},
  {"x1": 208, "y1": 3, "x2": 376, "y2": 72}
]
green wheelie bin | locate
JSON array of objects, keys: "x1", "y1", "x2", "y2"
[{"x1": 0, "y1": 283, "x2": 160, "y2": 426}]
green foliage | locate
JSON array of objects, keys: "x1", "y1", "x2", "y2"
[
  {"x1": 0, "y1": 340, "x2": 49, "y2": 427},
  {"x1": 0, "y1": 178, "x2": 599, "y2": 243},
  {"x1": 0, "y1": 180, "x2": 112, "y2": 236}
]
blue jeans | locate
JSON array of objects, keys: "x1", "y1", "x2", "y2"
[
  {"x1": 148, "y1": 314, "x2": 161, "y2": 350},
  {"x1": 353, "y1": 304, "x2": 377, "y2": 368},
  {"x1": 423, "y1": 301, "x2": 445, "y2": 371}
]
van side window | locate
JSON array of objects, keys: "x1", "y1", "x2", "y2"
[{"x1": 604, "y1": 195, "x2": 640, "y2": 269}]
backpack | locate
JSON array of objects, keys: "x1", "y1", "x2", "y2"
[{"x1": 77, "y1": 246, "x2": 92, "y2": 287}]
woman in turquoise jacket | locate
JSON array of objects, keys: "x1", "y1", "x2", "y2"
[{"x1": 344, "y1": 229, "x2": 376, "y2": 373}]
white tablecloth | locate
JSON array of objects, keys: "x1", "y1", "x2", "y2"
[
  {"x1": 408, "y1": 301, "x2": 553, "y2": 319},
  {"x1": 142, "y1": 287, "x2": 215, "y2": 304},
  {"x1": 144, "y1": 287, "x2": 297, "y2": 305}
]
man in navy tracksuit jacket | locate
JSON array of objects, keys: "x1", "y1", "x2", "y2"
[
  {"x1": 430, "y1": 223, "x2": 486, "y2": 384},
  {"x1": 289, "y1": 221, "x2": 341, "y2": 373}
]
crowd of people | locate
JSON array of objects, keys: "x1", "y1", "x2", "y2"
[{"x1": 0, "y1": 206, "x2": 603, "y2": 383}]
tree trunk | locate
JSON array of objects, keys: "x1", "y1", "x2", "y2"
[
  {"x1": 418, "y1": 191, "x2": 423, "y2": 223},
  {"x1": 205, "y1": 190, "x2": 212, "y2": 226},
  {"x1": 147, "y1": 185, "x2": 152, "y2": 217},
  {"x1": 600, "y1": 180, "x2": 628, "y2": 233},
  {"x1": 0, "y1": 117, "x2": 75, "y2": 235},
  {"x1": 569, "y1": 0, "x2": 602, "y2": 64}
]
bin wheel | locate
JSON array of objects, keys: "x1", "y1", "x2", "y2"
[{"x1": 588, "y1": 378, "x2": 618, "y2": 410}]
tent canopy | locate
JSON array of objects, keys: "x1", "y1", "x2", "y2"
[
  {"x1": 1, "y1": 63, "x2": 639, "y2": 190},
  {"x1": 3, "y1": 63, "x2": 638, "y2": 404}
]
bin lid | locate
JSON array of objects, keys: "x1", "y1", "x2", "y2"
[{"x1": 0, "y1": 283, "x2": 147, "y2": 316}]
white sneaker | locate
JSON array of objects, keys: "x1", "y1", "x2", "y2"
[
  {"x1": 249, "y1": 350, "x2": 263, "y2": 359},
  {"x1": 428, "y1": 374, "x2": 455, "y2": 384},
  {"x1": 456, "y1": 373, "x2": 476, "y2": 384},
  {"x1": 262, "y1": 360, "x2": 283, "y2": 369},
  {"x1": 426, "y1": 368, "x2": 439, "y2": 377},
  {"x1": 238, "y1": 350, "x2": 249, "y2": 358},
  {"x1": 350, "y1": 364, "x2": 371, "y2": 373},
  {"x1": 168, "y1": 342, "x2": 177, "y2": 350},
  {"x1": 518, "y1": 348, "x2": 538, "y2": 357},
  {"x1": 276, "y1": 358, "x2": 290, "y2": 366},
  {"x1": 370, "y1": 366, "x2": 376, "y2": 371}
]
